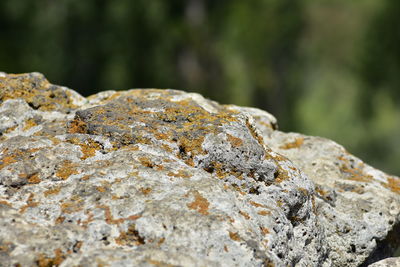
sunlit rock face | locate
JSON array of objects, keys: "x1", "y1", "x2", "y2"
[{"x1": 0, "y1": 73, "x2": 398, "y2": 267}]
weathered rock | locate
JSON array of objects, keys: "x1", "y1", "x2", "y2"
[
  {"x1": 367, "y1": 257, "x2": 400, "y2": 267},
  {"x1": 0, "y1": 72, "x2": 399, "y2": 267},
  {"x1": 245, "y1": 107, "x2": 400, "y2": 266},
  {"x1": 0, "y1": 73, "x2": 326, "y2": 267}
]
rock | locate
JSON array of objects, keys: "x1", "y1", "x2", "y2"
[
  {"x1": 246, "y1": 108, "x2": 400, "y2": 266},
  {"x1": 0, "y1": 72, "x2": 398, "y2": 267},
  {"x1": 367, "y1": 257, "x2": 400, "y2": 267}
]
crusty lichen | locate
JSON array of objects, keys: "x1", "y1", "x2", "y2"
[{"x1": 0, "y1": 73, "x2": 78, "y2": 111}]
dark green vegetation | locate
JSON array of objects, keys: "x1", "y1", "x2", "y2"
[{"x1": 0, "y1": 0, "x2": 399, "y2": 175}]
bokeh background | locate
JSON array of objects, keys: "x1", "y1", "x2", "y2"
[{"x1": 1, "y1": 0, "x2": 399, "y2": 175}]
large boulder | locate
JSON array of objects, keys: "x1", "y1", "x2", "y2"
[{"x1": 0, "y1": 73, "x2": 398, "y2": 266}]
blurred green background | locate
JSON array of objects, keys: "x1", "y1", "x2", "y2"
[{"x1": 0, "y1": 0, "x2": 399, "y2": 175}]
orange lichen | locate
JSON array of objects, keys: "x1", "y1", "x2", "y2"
[
  {"x1": 228, "y1": 231, "x2": 241, "y2": 241},
  {"x1": 55, "y1": 216, "x2": 65, "y2": 224},
  {"x1": 274, "y1": 168, "x2": 290, "y2": 183},
  {"x1": 298, "y1": 187, "x2": 309, "y2": 196},
  {"x1": 167, "y1": 169, "x2": 191, "y2": 178},
  {"x1": 96, "y1": 186, "x2": 107, "y2": 193},
  {"x1": 187, "y1": 191, "x2": 210, "y2": 215},
  {"x1": 56, "y1": 160, "x2": 79, "y2": 180},
  {"x1": 49, "y1": 137, "x2": 62, "y2": 145},
  {"x1": 18, "y1": 172, "x2": 41, "y2": 184},
  {"x1": 115, "y1": 224, "x2": 145, "y2": 246},
  {"x1": 257, "y1": 210, "x2": 271, "y2": 216},
  {"x1": 249, "y1": 201, "x2": 267, "y2": 208},
  {"x1": 80, "y1": 174, "x2": 91, "y2": 181},
  {"x1": 315, "y1": 187, "x2": 328, "y2": 197},
  {"x1": 382, "y1": 177, "x2": 400, "y2": 194},
  {"x1": 139, "y1": 187, "x2": 152, "y2": 195},
  {"x1": 224, "y1": 245, "x2": 229, "y2": 252},
  {"x1": 227, "y1": 134, "x2": 243, "y2": 147},
  {"x1": 337, "y1": 156, "x2": 374, "y2": 183},
  {"x1": 260, "y1": 226, "x2": 270, "y2": 235},
  {"x1": 79, "y1": 212, "x2": 94, "y2": 227},
  {"x1": 60, "y1": 198, "x2": 83, "y2": 214},
  {"x1": 341, "y1": 165, "x2": 373, "y2": 183},
  {"x1": 97, "y1": 205, "x2": 125, "y2": 225},
  {"x1": 19, "y1": 193, "x2": 39, "y2": 214},
  {"x1": 28, "y1": 173, "x2": 41, "y2": 184},
  {"x1": 138, "y1": 157, "x2": 155, "y2": 168},
  {"x1": 239, "y1": 210, "x2": 251, "y2": 220},
  {"x1": 0, "y1": 155, "x2": 17, "y2": 170},
  {"x1": 68, "y1": 119, "x2": 87, "y2": 134},
  {"x1": 279, "y1": 137, "x2": 304, "y2": 150},
  {"x1": 0, "y1": 200, "x2": 12, "y2": 207},
  {"x1": 23, "y1": 118, "x2": 38, "y2": 131},
  {"x1": 0, "y1": 73, "x2": 78, "y2": 111},
  {"x1": 79, "y1": 139, "x2": 102, "y2": 160},
  {"x1": 36, "y1": 248, "x2": 66, "y2": 267},
  {"x1": 44, "y1": 186, "x2": 62, "y2": 197},
  {"x1": 245, "y1": 119, "x2": 265, "y2": 146}
]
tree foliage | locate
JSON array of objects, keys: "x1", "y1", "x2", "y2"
[{"x1": 0, "y1": 0, "x2": 398, "y2": 175}]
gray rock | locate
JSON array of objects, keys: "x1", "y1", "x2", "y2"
[
  {"x1": 0, "y1": 73, "x2": 398, "y2": 267},
  {"x1": 244, "y1": 106, "x2": 400, "y2": 266},
  {"x1": 368, "y1": 257, "x2": 400, "y2": 267},
  {"x1": 0, "y1": 73, "x2": 326, "y2": 267}
]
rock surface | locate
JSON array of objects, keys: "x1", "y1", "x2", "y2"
[
  {"x1": 367, "y1": 257, "x2": 400, "y2": 267},
  {"x1": 244, "y1": 110, "x2": 400, "y2": 266},
  {"x1": 0, "y1": 73, "x2": 399, "y2": 267}
]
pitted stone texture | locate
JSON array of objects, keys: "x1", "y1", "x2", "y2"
[
  {"x1": 368, "y1": 257, "x2": 400, "y2": 267},
  {"x1": 247, "y1": 111, "x2": 400, "y2": 266},
  {"x1": 0, "y1": 73, "x2": 326, "y2": 266}
]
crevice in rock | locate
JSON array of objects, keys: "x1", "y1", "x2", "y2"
[{"x1": 359, "y1": 221, "x2": 400, "y2": 266}]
